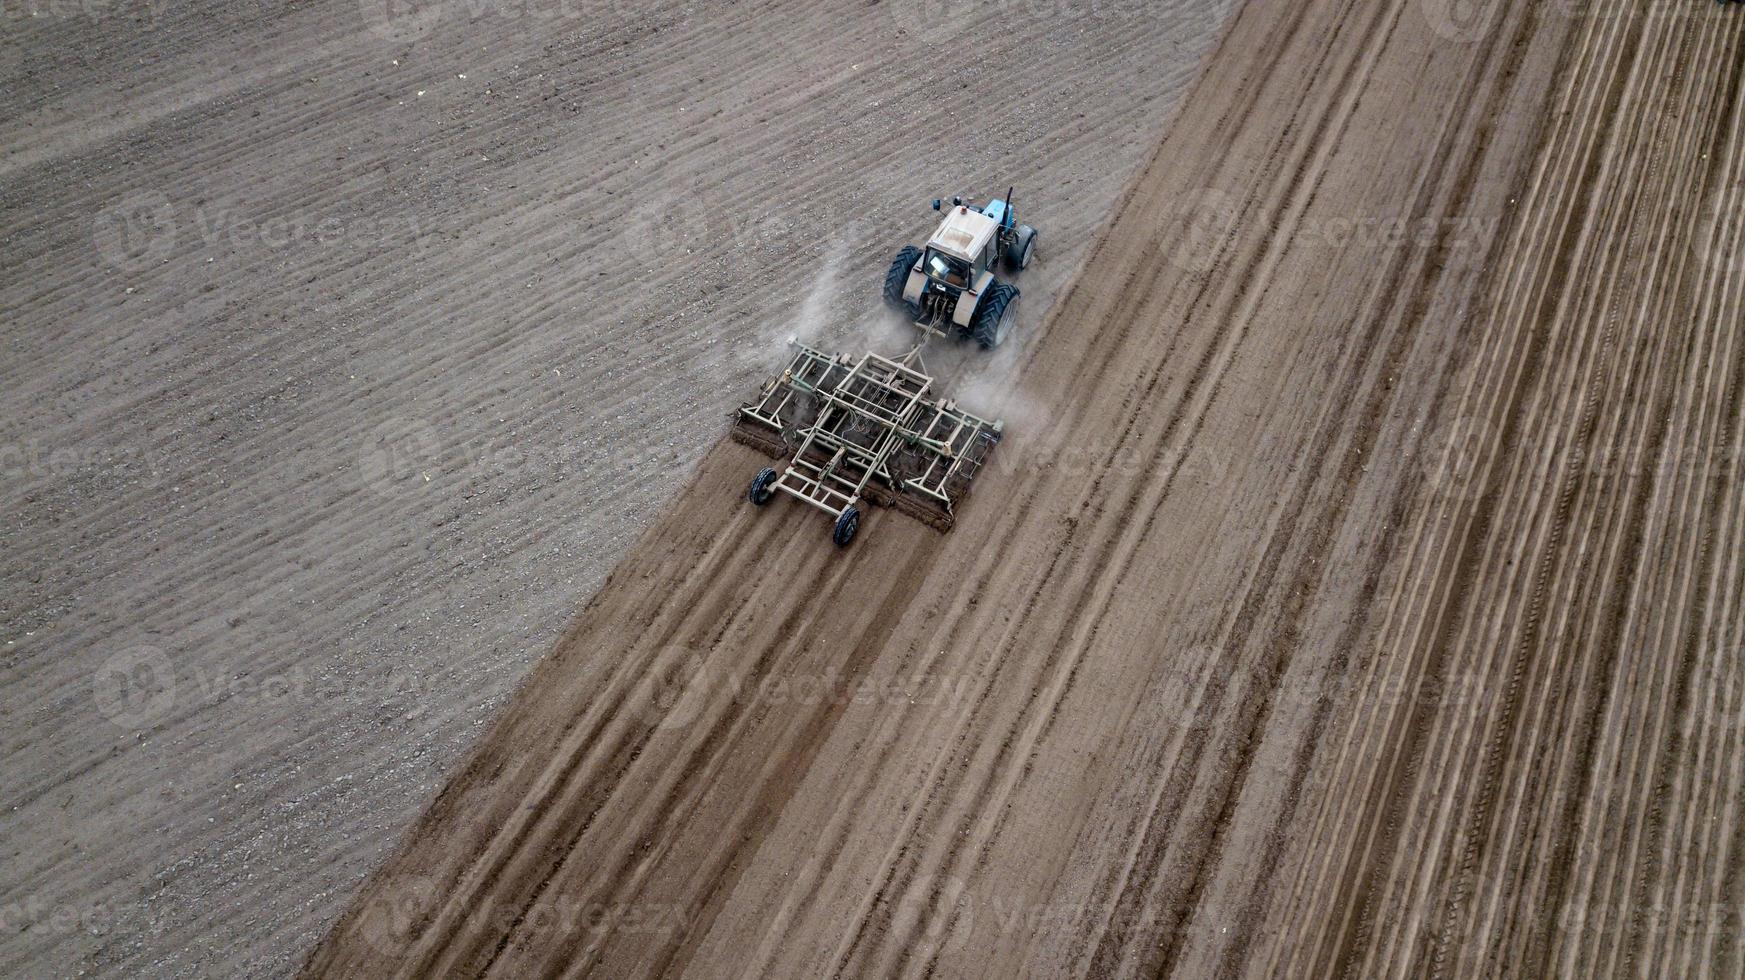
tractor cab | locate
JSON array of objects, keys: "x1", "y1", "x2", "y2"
[
  {"x1": 921, "y1": 205, "x2": 1000, "y2": 293},
  {"x1": 922, "y1": 247, "x2": 972, "y2": 289},
  {"x1": 884, "y1": 191, "x2": 1038, "y2": 350}
]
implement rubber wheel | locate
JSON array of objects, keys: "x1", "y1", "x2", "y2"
[
  {"x1": 748, "y1": 467, "x2": 778, "y2": 506},
  {"x1": 832, "y1": 506, "x2": 861, "y2": 547},
  {"x1": 970, "y1": 282, "x2": 1019, "y2": 350},
  {"x1": 1005, "y1": 225, "x2": 1037, "y2": 272},
  {"x1": 883, "y1": 246, "x2": 923, "y2": 319}
]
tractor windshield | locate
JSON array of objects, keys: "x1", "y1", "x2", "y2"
[{"x1": 922, "y1": 248, "x2": 971, "y2": 289}]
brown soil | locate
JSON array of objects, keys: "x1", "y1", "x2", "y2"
[{"x1": 306, "y1": 2, "x2": 1745, "y2": 978}]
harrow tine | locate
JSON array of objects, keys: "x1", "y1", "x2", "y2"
[{"x1": 732, "y1": 342, "x2": 1002, "y2": 537}]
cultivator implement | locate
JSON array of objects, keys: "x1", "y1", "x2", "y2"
[{"x1": 732, "y1": 340, "x2": 1003, "y2": 545}]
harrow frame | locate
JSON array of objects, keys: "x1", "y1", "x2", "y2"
[{"x1": 733, "y1": 339, "x2": 1003, "y2": 542}]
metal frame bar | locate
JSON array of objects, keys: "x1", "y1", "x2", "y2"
[{"x1": 736, "y1": 340, "x2": 1003, "y2": 531}]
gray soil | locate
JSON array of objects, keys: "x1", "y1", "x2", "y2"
[{"x1": 0, "y1": 0, "x2": 1236, "y2": 975}]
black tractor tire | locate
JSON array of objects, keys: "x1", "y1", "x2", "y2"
[
  {"x1": 748, "y1": 467, "x2": 779, "y2": 506},
  {"x1": 1005, "y1": 225, "x2": 1037, "y2": 272},
  {"x1": 970, "y1": 282, "x2": 1019, "y2": 350},
  {"x1": 832, "y1": 506, "x2": 861, "y2": 547},
  {"x1": 883, "y1": 246, "x2": 924, "y2": 318}
]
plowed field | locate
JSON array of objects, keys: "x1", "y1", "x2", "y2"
[{"x1": 307, "y1": 2, "x2": 1745, "y2": 978}]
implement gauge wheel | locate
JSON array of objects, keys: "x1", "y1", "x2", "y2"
[
  {"x1": 748, "y1": 467, "x2": 779, "y2": 506},
  {"x1": 832, "y1": 506, "x2": 861, "y2": 547}
]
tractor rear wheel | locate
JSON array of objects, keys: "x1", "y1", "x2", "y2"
[
  {"x1": 832, "y1": 506, "x2": 861, "y2": 547},
  {"x1": 883, "y1": 246, "x2": 923, "y2": 318},
  {"x1": 748, "y1": 467, "x2": 778, "y2": 505},
  {"x1": 1005, "y1": 225, "x2": 1037, "y2": 272},
  {"x1": 970, "y1": 282, "x2": 1019, "y2": 350}
]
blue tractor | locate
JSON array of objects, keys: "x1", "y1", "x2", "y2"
[{"x1": 882, "y1": 190, "x2": 1038, "y2": 349}]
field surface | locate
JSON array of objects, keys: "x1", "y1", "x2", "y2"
[
  {"x1": 305, "y1": 1, "x2": 1745, "y2": 978},
  {"x1": 0, "y1": 0, "x2": 1233, "y2": 976}
]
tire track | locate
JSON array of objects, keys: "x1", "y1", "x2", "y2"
[{"x1": 297, "y1": 2, "x2": 1745, "y2": 978}]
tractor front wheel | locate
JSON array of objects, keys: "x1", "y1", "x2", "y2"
[
  {"x1": 1006, "y1": 225, "x2": 1037, "y2": 272},
  {"x1": 970, "y1": 282, "x2": 1019, "y2": 350}
]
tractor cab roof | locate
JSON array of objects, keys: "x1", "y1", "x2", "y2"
[{"x1": 927, "y1": 206, "x2": 999, "y2": 262}]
